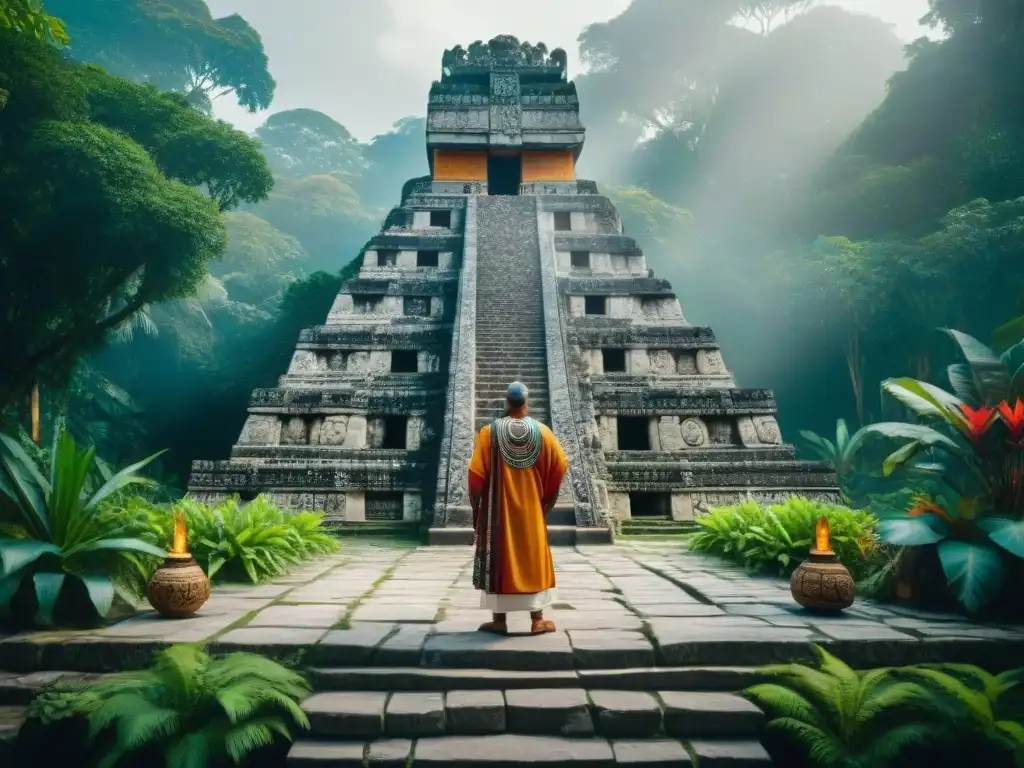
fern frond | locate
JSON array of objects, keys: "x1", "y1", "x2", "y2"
[
  {"x1": 857, "y1": 681, "x2": 941, "y2": 725},
  {"x1": 745, "y1": 683, "x2": 826, "y2": 727},
  {"x1": 224, "y1": 717, "x2": 292, "y2": 763},
  {"x1": 895, "y1": 668, "x2": 993, "y2": 728},
  {"x1": 766, "y1": 717, "x2": 846, "y2": 767},
  {"x1": 856, "y1": 722, "x2": 944, "y2": 768},
  {"x1": 117, "y1": 706, "x2": 182, "y2": 751}
]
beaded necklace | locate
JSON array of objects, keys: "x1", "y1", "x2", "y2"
[{"x1": 494, "y1": 416, "x2": 543, "y2": 469}]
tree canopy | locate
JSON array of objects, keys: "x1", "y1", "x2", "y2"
[
  {"x1": 254, "y1": 109, "x2": 365, "y2": 179},
  {"x1": 44, "y1": 0, "x2": 276, "y2": 112},
  {"x1": 0, "y1": 25, "x2": 272, "y2": 407}
]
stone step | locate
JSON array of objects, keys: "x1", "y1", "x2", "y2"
[
  {"x1": 0, "y1": 705, "x2": 26, "y2": 739},
  {"x1": 299, "y1": 689, "x2": 764, "y2": 741},
  {"x1": 289, "y1": 735, "x2": 771, "y2": 767},
  {"x1": 306, "y1": 667, "x2": 762, "y2": 693}
]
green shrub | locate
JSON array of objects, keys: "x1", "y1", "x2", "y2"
[
  {"x1": 688, "y1": 497, "x2": 879, "y2": 578},
  {"x1": 0, "y1": 428, "x2": 167, "y2": 627},
  {"x1": 124, "y1": 494, "x2": 339, "y2": 585},
  {"x1": 24, "y1": 644, "x2": 309, "y2": 768},
  {"x1": 746, "y1": 645, "x2": 1024, "y2": 767}
]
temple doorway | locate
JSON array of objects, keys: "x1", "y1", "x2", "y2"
[{"x1": 487, "y1": 153, "x2": 521, "y2": 195}]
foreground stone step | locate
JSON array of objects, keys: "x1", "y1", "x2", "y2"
[
  {"x1": 0, "y1": 705, "x2": 26, "y2": 742},
  {"x1": 305, "y1": 667, "x2": 762, "y2": 693},
  {"x1": 299, "y1": 689, "x2": 763, "y2": 740},
  {"x1": 288, "y1": 735, "x2": 772, "y2": 767}
]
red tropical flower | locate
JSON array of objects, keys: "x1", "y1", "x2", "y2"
[
  {"x1": 908, "y1": 494, "x2": 953, "y2": 523},
  {"x1": 959, "y1": 403, "x2": 997, "y2": 442},
  {"x1": 999, "y1": 399, "x2": 1024, "y2": 440}
]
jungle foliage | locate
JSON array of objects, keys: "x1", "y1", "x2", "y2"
[
  {"x1": 16, "y1": 644, "x2": 310, "y2": 768},
  {"x1": 747, "y1": 645, "x2": 1024, "y2": 767},
  {"x1": 689, "y1": 497, "x2": 880, "y2": 579}
]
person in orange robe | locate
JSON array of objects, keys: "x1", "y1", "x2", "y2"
[{"x1": 468, "y1": 381, "x2": 568, "y2": 635}]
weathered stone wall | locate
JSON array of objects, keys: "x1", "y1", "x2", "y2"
[
  {"x1": 536, "y1": 203, "x2": 605, "y2": 527},
  {"x1": 433, "y1": 196, "x2": 478, "y2": 527}
]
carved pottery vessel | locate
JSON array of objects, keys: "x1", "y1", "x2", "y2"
[
  {"x1": 790, "y1": 554, "x2": 855, "y2": 613},
  {"x1": 147, "y1": 555, "x2": 210, "y2": 618}
]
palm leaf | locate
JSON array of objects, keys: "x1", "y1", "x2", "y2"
[
  {"x1": 82, "y1": 450, "x2": 166, "y2": 514},
  {"x1": 33, "y1": 571, "x2": 65, "y2": 625},
  {"x1": 0, "y1": 539, "x2": 62, "y2": 576},
  {"x1": 943, "y1": 328, "x2": 1010, "y2": 406}
]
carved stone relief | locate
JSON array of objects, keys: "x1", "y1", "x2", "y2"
[
  {"x1": 696, "y1": 348, "x2": 728, "y2": 375},
  {"x1": 319, "y1": 416, "x2": 349, "y2": 446},
  {"x1": 280, "y1": 417, "x2": 309, "y2": 446},
  {"x1": 288, "y1": 351, "x2": 321, "y2": 374},
  {"x1": 679, "y1": 417, "x2": 709, "y2": 448},
  {"x1": 366, "y1": 418, "x2": 385, "y2": 449},
  {"x1": 753, "y1": 415, "x2": 784, "y2": 445},
  {"x1": 649, "y1": 350, "x2": 676, "y2": 375},
  {"x1": 237, "y1": 415, "x2": 281, "y2": 446}
]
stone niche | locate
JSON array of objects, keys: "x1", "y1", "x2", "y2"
[
  {"x1": 363, "y1": 250, "x2": 455, "y2": 271},
  {"x1": 365, "y1": 415, "x2": 429, "y2": 451},
  {"x1": 542, "y1": 210, "x2": 600, "y2": 234},
  {"x1": 607, "y1": 491, "x2": 696, "y2": 522},
  {"x1": 287, "y1": 349, "x2": 391, "y2": 375},
  {"x1": 569, "y1": 296, "x2": 684, "y2": 321},
  {"x1": 586, "y1": 348, "x2": 729, "y2": 378},
  {"x1": 236, "y1": 414, "x2": 369, "y2": 448},
  {"x1": 412, "y1": 210, "x2": 461, "y2": 230},
  {"x1": 556, "y1": 251, "x2": 646, "y2": 276}
]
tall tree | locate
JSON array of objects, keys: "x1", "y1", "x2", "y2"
[
  {"x1": 44, "y1": 0, "x2": 276, "y2": 112},
  {"x1": 0, "y1": 27, "x2": 272, "y2": 407}
]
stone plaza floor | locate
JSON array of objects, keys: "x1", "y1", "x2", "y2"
[{"x1": 1, "y1": 539, "x2": 1022, "y2": 676}]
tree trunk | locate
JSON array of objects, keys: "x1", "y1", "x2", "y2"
[
  {"x1": 30, "y1": 383, "x2": 40, "y2": 445},
  {"x1": 846, "y1": 330, "x2": 865, "y2": 426}
]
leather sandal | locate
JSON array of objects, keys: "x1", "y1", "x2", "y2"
[
  {"x1": 478, "y1": 620, "x2": 507, "y2": 635},
  {"x1": 530, "y1": 618, "x2": 557, "y2": 634}
]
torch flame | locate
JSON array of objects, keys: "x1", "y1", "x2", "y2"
[
  {"x1": 171, "y1": 511, "x2": 189, "y2": 555},
  {"x1": 814, "y1": 516, "x2": 834, "y2": 555}
]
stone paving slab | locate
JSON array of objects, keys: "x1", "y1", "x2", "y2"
[{"x1": 2, "y1": 542, "x2": 1023, "y2": 673}]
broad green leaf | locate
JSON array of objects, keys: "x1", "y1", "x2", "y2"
[
  {"x1": 0, "y1": 539, "x2": 61, "y2": 576},
  {"x1": 74, "y1": 574, "x2": 115, "y2": 619},
  {"x1": 836, "y1": 419, "x2": 850, "y2": 452},
  {"x1": 937, "y1": 540, "x2": 1005, "y2": 613},
  {"x1": 992, "y1": 315, "x2": 1024, "y2": 353},
  {"x1": 0, "y1": 433, "x2": 51, "y2": 539},
  {"x1": 947, "y1": 363, "x2": 980, "y2": 404},
  {"x1": 33, "y1": 571, "x2": 66, "y2": 626},
  {"x1": 64, "y1": 537, "x2": 167, "y2": 559},
  {"x1": 943, "y1": 328, "x2": 1011, "y2": 406},
  {"x1": 882, "y1": 440, "x2": 924, "y2": 477},
  {"x1": 83, "y1": 450, "x2": 166, "y2": 514},
  {"x1": 861, "y1": 422, "x2": 969, "y2": 465},
  {"x1": 0, "y1": 575, "x2": 22, "y2": 615},
  {"x1": 978, "y1": 518, "x2": 1024, "y2": 559},
  {"x1": 878, "y1": 517, "x2": 949, "y2": 546},
  {"x1": 881, "y1": 377, "x2": 965, "y2": 425}
]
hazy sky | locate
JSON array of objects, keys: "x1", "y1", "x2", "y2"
[{"x1": 206, "y1": 0, "x2": 932, "y2": 140}]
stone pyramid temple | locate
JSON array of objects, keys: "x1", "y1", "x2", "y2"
[{"x1": 188, "y1": 37, "x2": 837, "y2": 544}]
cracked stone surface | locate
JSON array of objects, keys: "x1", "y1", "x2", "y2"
[{"x1": 2, "y1": 541, "x2": 1022, "y2": 673}]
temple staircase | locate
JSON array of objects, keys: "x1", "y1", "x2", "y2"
[{"x1": 473, "y1": 196, "x2": 581, "y2": 545}]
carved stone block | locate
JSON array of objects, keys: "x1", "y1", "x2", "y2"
[
  {"x1": 237, "y1": 415, "x2": 281, "y2": 446},
  {"x1": 671, "y1": 493, "x2": 695, "y2": 522},
  {"x1": 753, "y1": 415, "x2": 783, "y2": 445},
  {"x1": 608, "y1": 492, "x2": 631, "y2": 520},
  {"x1": 658, "y1": 416, "x2": 683, "y2": 451},
  {"x1": 343, "y1": 416, "x2": 368, "y2": 449},
  {"x1": 280, "y1": 417, "x2": 309, "y2": 445},
  {"x1": 696, "y1": 348, "x2": 728, "y2": 375},
  {"x1": 679, "y1": 417, "x2": 709, "y2": 449},
  {"x1": 288, "y1": 350, "x2": 321, "y2": 374},
  {"x1": 649, "y1": 350, "x2": 675, "y2": 376},
  {"x1": 319, "y1": 416, "x2": 350, "y2": 446}
]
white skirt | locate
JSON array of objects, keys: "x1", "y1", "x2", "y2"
[{"x1": 479, "y1": 588, "x2": 556, "y2": 613}]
